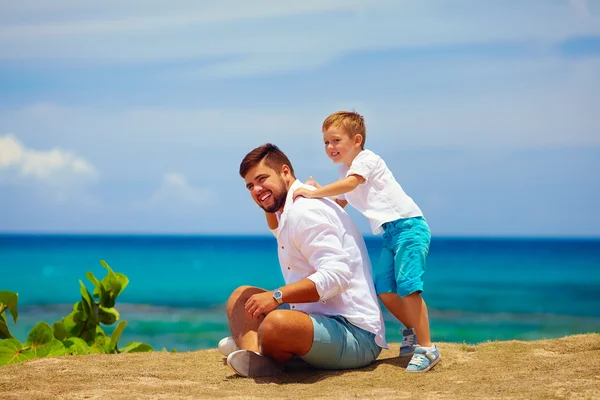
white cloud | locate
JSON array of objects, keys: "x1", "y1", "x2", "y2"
[
  {"x1": 0, "y1": 134, "x2": 98, "y2": 184},
  {"x1": 146, "y1": 173, "x2": 215, "y2": 211}
]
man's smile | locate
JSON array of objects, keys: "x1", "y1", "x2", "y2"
[{"x1": 259, "y1": 191, "x2": 272, "y2": 203}]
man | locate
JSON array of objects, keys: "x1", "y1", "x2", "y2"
[{"x1": 222, "y1": 143, "x2": 387, "y2": 377}]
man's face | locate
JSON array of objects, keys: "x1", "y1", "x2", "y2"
[{"x1": 244, "y1": 161, "x2": 288, "y2": 213}]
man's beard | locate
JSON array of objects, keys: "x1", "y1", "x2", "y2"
[{"x1": 260, "y1": 179, "x2": 287, "y2": 213}]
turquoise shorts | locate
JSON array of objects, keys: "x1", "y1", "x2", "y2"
[
  {"x1": 374, "y1": 216, "x2": 431, "y2": 297},
  {"x1": 300, "y1": 314, "x2": 381, "y2": 370}
]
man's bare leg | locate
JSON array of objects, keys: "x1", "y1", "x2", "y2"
[
  {"x1": 226, "y1": 285, "x2": 267, "y2": 352},
  {"x1": 226, "y1": 286, "x2": 314, "y2": 360},
  {"x1": 258, "y1": 310, "x2": 313, "y2": 362}
]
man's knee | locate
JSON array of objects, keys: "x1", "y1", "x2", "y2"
[
  {"x1": 258, "y1": 310, "x2": 288, "y2": 341},
  {"x1": 258, "y1": 310, "x2": 291, "y2": 361},
  {"x1": 226, "y1": 285, "x2": 262, "y2": 318}
]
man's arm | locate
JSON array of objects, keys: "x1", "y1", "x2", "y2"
[
  {"x1": 265, "y1": 212, "x2": 278, "y2": 230},
  {"x1": 244, "y1": 278, "x2": 320, "y2": 319}
]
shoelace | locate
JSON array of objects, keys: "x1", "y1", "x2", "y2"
[
  {"x1": 401, "y1": 334, "x2": 414, "y2": 347},
  {"x1": 408, "y1": 353, "x2": 429, "y2": 366}
]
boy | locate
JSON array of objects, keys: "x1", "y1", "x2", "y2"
[{"x1": 292, "y1": 111, "x2": 440, "y2": 373}]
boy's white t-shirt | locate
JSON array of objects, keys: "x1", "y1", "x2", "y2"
[{"x1": 338, "y1": 149, "x2": 423, "y2": 235}]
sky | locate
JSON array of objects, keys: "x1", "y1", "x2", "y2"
[{"x1": 0, "y1": 0, "x2": 599, "y2": 237}]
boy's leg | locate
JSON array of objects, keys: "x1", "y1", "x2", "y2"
[
  {"x1": 375, "y1": 234, "x2": 413, "y2": 328},
  {"x1": 392, "y1": 217, "x2": 434, "y2": 347},
  {"x1": 403, "y1": 292, "x2": 432, "y2": 347},
  {"x1": 378, "y1": 292, "x2": 414, "y2": 330}
]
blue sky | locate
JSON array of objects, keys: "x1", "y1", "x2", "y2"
[{"x1": 1, "y1": 0, "x2": 599, "y2": 237}]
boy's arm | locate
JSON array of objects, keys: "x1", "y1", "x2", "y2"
[
  {"x1": 265, "y1": 212, "x2": 278, "y2": 230},
  {"x1": 306, "y1": 176, "x2": 347, "y2": 208},
  {"x1": 293, "y1": 174, "x2": 364, "y2": 201}
]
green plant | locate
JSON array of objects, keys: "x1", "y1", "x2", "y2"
[{"x1": 0, "y1": 260, "x2": 153, "y2": 366}]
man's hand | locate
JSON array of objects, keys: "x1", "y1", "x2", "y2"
[
  {"x1": 293, "y1": 187, "x2": 316, "y2": 201},
  {"x1": 245, "y1": 291, "x2": 279, "y2": 319}
]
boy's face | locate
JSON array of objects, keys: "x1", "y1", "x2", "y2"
[
  {"x1": 323, "y1": 125, "x2": 362, "y2": 166},
  {"x1": 243, "y1": 160, "x2": 289, "y2": 213}
]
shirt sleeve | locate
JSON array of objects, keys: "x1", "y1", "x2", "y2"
[
  {"x1": 290, "y1": 202, "x2": 353, "y2": 301},
  {"x1": 346, "y1": 151, "x2": 377, "y2": 182}
]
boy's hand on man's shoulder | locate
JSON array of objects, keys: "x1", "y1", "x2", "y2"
[{"x1": 293, "y1": 187, "x2": 314, "y2": 201}]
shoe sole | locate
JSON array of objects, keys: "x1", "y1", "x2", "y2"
[
  {"x1": 406, "y1": 355, "x2": 441, "y2": 373},
  {"x1": 227, "y1": 350, "x2": 284, "y2": 377}
]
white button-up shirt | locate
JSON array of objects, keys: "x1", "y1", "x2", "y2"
[
  {"x1": 338, "y1": 149, "x2": 423, "y2": 235},
  {"x1": 271, "y1": 179, "x2": 388, "y2": 349}
]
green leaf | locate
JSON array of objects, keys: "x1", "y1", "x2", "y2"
[
  {"x1": 106, "y1": 321, "x2": 127, "y2": 353},
  {"x1": 0, "y1": 339, "x2": 34, "y2": 366},
  {"x1": 46, "y1": 339, "x2": 67, "y2": 357},
  {"x1": 63, "y1": 337, "x2": 90, "y2": 355},
  {"x1": 98, "y1": 260, "x2": 129, "y2": 308},
  {"x1": 89, "y1": 330, "x2": 107, "y2": 354},
  {"x1": 98, "y1": 306, "x2": 120, "y2": 325},
  {"x1": 52, "y1": 321, "x2": 67, "y2": 341},
  {"x1": 62, "y1": 303, "x2": 94, "y2": 343},
  {"x1": 24, "y1": 322, "x2": 54, "y2": 358},
  {"x1": 120, "y1": 342, "x2": 153, "y2": 353},
  {"x1": 79, "y1": 280, "x2": 98, "y2": 326},
  {"x1": 0, "y1": 291, "x2": 19, "y2": 323},
  {"x1": 86, "y1": 271, "x2": 108, "y2": 302},
  {"x1": 0, "y1": 313, "x2": 12, "y2": 340}
]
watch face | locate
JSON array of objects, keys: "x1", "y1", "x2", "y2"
[{"x1": 274, "y1": 290, "x2": 282, "y2": 299}]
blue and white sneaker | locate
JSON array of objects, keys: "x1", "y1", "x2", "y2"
[
  {"x1": 406, "y1": 344, "x2": 441, "y2": 373},
  {"x1": 399, "y1": 328, "x2": 418, "y2": 357}
]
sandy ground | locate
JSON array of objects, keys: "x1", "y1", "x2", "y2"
[{"x1": 1, "y1": 333, "x2": 599, "y2": 399}]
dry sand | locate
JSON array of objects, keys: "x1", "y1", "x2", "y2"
[{"x1": 2, "y1": 333, "x2": 599, "y2": 399}]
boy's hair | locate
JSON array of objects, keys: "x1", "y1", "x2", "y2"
[
  {"x1": 322, "y1": 111, "x2": 366, "y2": 149},
  {"x1": 239, "y1": 143, "x2": 296, "y2": 179}
]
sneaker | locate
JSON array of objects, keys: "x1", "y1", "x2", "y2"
[
  {"x1": 399, "y1": 328, "x2": 418, "y2": 357},
  {"x1": 406, "y1": 345, "x2": 441, "y2": 373},
  {"x1": 218, "y1": 336, "x2": 239, "y2": 357},
  {"x1": 226, "y1": 350, "x2": 284, "y2": 377}
]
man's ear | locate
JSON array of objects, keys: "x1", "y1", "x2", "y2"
[{"x1": 281, "y1": 164, "x2": 291, "y2": 177}]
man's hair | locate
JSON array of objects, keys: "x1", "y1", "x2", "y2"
[
  {"x1": 322, "y1": 110, "x2": 366, "y2": 149},
  {"x1": 239, "y1": 143, "x2": 296, "y2": 178}
]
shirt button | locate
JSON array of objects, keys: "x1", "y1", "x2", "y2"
[
  {"x1": 291, "y1": 305, "x2": 295, "y2": 309},
  {"x1": 281, "y1": 245, "x2": 284, "y2": 249},
  {"x1": 287, "y1": 266, "x2": 290, "y2": 270}
]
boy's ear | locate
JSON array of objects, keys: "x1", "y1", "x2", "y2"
[{"x1": 355, "y1": 134, "x2": 364, "y2": 147}]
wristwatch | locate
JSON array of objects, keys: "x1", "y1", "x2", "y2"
[{"x1": 273, "y1": 289, "x2": 283, "y2": 305}]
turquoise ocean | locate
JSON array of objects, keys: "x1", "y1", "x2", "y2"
[{"x1": 2, "y1": 234, "x2": 599, "y2": 351}]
